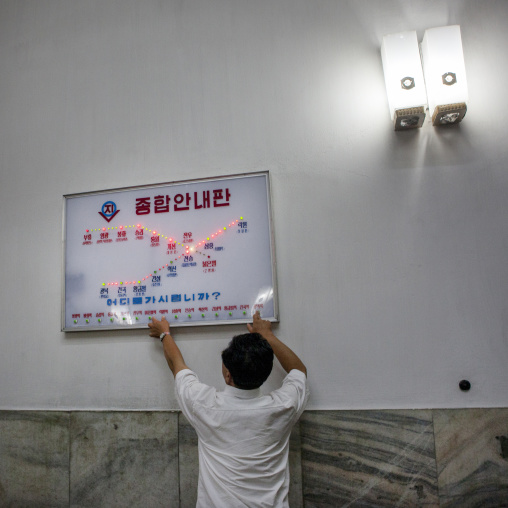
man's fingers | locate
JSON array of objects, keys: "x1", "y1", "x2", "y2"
[
  {"x1": 148, "y1": 316, "x2": 160, "y2": 330},
  {"x1": 248, "y1": 311, "x2": 262, "y2": 332}
]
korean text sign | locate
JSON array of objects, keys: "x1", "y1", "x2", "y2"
[{"x1": 63, "y1": 172, "x2": 277, "y2": 331}]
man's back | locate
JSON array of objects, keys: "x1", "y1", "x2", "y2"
[
  {"x1": 176, "y1": 368, "x2": 309, "y2": 508},
  {"x1": 148, "y1": 312, "x2": 308, "y2": 506}
]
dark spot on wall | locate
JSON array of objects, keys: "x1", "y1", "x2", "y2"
[
  {"x1": 410, "y1": 484, "x2": 425, "y2": 500},
  {"x1": 496, "y1": 436, "x2": 508, "y2": 460}
]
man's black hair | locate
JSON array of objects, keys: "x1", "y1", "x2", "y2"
[{"x1": 221, "y1": 333, "x2": 274, "y2": 390}]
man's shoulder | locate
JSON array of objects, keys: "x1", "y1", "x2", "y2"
[
  {"x1": 269, "y1": 369, "x2": 309, "y2": 411},
  {"x1": 282, "y1": 369, "x2": 308, "y2": 385},
  {"x1": 287, "y1": 368, "x2": 307, "y2": 378},
  {"x1": 175, "y1": 369, "x2": 217, "y2": 400},
  {"x1": 175, "y1": 368, "x2": 197, "y2": 382}
]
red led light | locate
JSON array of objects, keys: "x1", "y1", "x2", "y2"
[{"x1": 95, "y1": 217, "x2": 244, "y2": 290}]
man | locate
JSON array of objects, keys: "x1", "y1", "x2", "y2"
[{"x1": 148, "y1": 311, "x2": 309, "y2": 507}]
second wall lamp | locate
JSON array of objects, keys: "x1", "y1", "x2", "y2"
[{"x1": 381, "y1": 25, "x2": 468, "y2": 130}]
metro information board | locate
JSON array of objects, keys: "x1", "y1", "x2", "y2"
[{"x1": 62, "y1": 172, "x2": 277, "y2": 331}]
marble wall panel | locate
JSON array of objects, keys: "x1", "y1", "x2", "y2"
[
  {"x1": 434, "y1": 408, "x2": 508, "y2": 508},
  {"x1": 301, "y1": 410, "x2": 439, "y2": 507},
  {"x1": 178, "y1": 414, "x2": 199, "y2": 508},
  {"x1": 69, "y1": 412, "x2": 179, "y2": 508},
  {"x1": 0, "y1": 411, "x2": 70, "y2": 508},
  {"x1": 288, "y1": 421, "x2": 304, "y2": 508},
  {"x1": 178, "y1": 413, "x2": 304, "y2": 507},
  {"x1": 3, "y1": 408, "x2": 508, "y2": 507}
]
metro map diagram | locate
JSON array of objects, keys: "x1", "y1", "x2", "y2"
[{"x1": 63, "y1": 173, "x2": 277, "y2": 331}]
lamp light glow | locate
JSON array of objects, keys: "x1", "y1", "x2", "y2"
[
  {"x1": 420, "y1": 25, "x2": 468, "y2": 126},
  {"x1": 381, "y1": 31, "x2": 427, "y2": 130}
]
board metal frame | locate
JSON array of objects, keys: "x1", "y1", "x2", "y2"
[{"x1": 62, "y1": 171, "x2": 278, "y2": 332}]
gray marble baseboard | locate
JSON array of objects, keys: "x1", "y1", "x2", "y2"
[
  {"x1": 178, "y1": 414, "x2": 199, "y2": 508},
  {"x1": 69, "y1": 412, "x2": 179, "y2": 508},
  {"x1": 0, "y1": 411, "x2": 70, "y2": 508},
  {"x1": 1, "y1": 408, "x2": 508, "y2": 507},
  {"x1": 301, "y1": 410, "x2": 439, "y2": 507},
  {"x1": 434, "y1": 408, "x2": 508, "y2": 508}
]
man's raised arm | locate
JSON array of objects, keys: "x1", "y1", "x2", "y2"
[
  {"x1": 247, "y1": 312, "x2": 307, "y2": 376},
  {"x1": 148, "y1": 316, "x2": 189, "y2": 377}
]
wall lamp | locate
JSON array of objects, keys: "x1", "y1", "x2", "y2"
[
  {"x1": 381, "y1": 25, "x2": 468, "y2": 130},
  {"x1": 421, "y1": 25, "x2": 468, "y2": 126},
  {"x1": 381, "y1": 31, "x2": 428, "y2": 131}
]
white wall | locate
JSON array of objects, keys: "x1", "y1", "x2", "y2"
[{"x1": 1, "y1": 0, "x2": 507, "y2": 410}]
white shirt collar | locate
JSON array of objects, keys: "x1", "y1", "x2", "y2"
[{"x1": 223, "y1": 384, "x2": 261, "y2": 399}]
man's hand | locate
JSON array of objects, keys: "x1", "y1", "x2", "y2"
[
  {"x1": 247, "y1": 311, "x2": 307, "y2": 376},
  {"x1": 148, "y1": 316, "x2": 170, "y2": 339},
  {"x1": 247, "y1": 311, "x2": 272, "y2": 337}
]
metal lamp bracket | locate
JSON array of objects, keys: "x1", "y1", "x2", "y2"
[
  {"x1": 442, "y1": 72, "x2": 457, "y2": 85},
  {"x1": 401, "y1": 76, "x2": 415, "y2": 89}
]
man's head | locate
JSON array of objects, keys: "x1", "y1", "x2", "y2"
[{"x1": 221, "y1": 333, "x2": 274, "y2": 390}]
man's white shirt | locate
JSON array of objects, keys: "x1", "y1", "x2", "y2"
[{"x1": 175, "y1": 368, "x2": 309, "y2": 508}]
